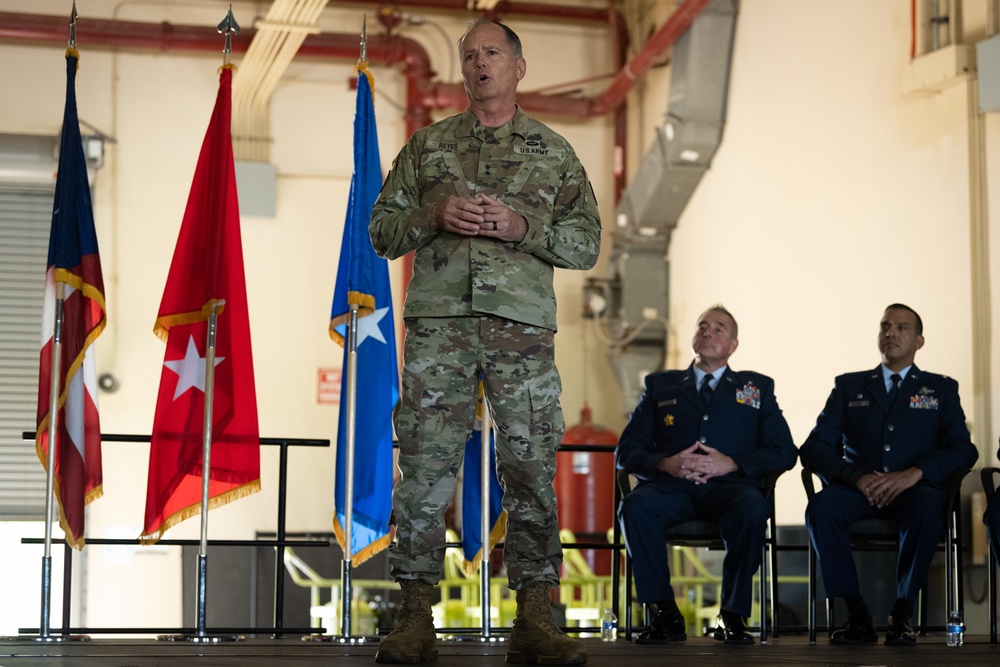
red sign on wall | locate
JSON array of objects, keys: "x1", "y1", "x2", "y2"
[{"x1": 317, "y1": 368, "x2": 341, "y2": 405}]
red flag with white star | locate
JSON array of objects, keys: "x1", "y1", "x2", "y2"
[{"x1": 141, "y1": 65, "x2": 259, "y2": 544}]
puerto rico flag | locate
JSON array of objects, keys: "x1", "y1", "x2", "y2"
[{"x1": 35, "y1": 47, "x2": 107, "y2": 550}]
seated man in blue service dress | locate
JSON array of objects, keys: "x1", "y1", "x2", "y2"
[
  {"x1": 801, "y1": 303, "x2": 977, "y2": 646},
  {"x1": 616, "y1": 304, "x2": 797, "y2": 645}
]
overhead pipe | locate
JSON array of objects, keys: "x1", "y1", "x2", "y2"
[
  {"x1": 410, "y1": 0, "x2": 710, "y2": 120},
  {"x1": 0, "y1": 2, "x2": 706, "y2": 128},
  {"x1": 324, "y1": 0, "x2": 610, "y2": 24},
  {"x1": 608, "y1": 3, "x2": 628, "y2": 204},
  {"x1": 589, "y1": 0, "x2": 711, "y2": 116}
]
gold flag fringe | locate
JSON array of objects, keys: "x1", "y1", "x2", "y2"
[
  {"x1": 139, "y1": 478, "x2": 260, "y2": 545},
  {"x1": 332, "y1": 516, "x2": 392, "y2": 567},
  {"x1": 355, "y1": 60, "x2": 375, "y2": 104},
  {"x1": 460, "y1": 511, "x2": 508, "y2": 578},
  {"x1": 329, "y1": 291, "x2": 377, "y2": 346},
  {"x1": 153, "y1": 299, "x2": 227, "y2": 342}
]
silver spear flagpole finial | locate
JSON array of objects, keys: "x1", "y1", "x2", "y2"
[
  {"x1": 69, "y1": 0, "x2": 78, "y2": 48},
  {"x1": 217, "y1": 4, "x2": 240, "y2": 64},
  {"x1": 360, "y1": 13, "x2": 367, "y2": 62}
]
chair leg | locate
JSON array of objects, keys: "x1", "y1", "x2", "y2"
[
  {"x1": 917, "y1": 588, "x2": 927, "y2": 632},
  {"x1": 759, "y1": 540, "x2": 767, "y2": 643},
  {"x1": 955, "y1": 506, "x2": 965, "y2": 615},
  {"x1": 770, "y1": 530, "x2": 780, "y2": 638},
  {"x1": 946, "y1": 512, "x2": 956, "y2": 631},
  {"x1": 807, "y1": 540, "x2": 817, "y2": 644},
  {"x1": 624, "y1": 551, "x2": 633, "y2": 641},
  {"x1": 990, "y1": 546, "x2": 997, "y2": 646}
]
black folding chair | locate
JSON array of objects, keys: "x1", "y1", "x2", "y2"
[
  {"x1": 616, "y1": 468, "x2": 782, "y2": 642},
  {"x1": 801, "y1": 466, "x2": 968, "y2": 643}
]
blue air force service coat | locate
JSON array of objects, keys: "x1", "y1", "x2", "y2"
[
  {"x1": 800, "y1": 365, "x2": 977, "y2": 488},
  {"x1": 616, "y1": 365, "x2": 798, "y2": 485}
]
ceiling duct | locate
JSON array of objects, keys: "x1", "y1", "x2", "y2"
[
  {"x1": 616, "y1": 0, "x2": 737, "y2": 242},
  {"x1": 595, "y1": 0, "x2": 739, "y2": 413}
]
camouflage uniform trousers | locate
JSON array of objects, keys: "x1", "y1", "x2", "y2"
[{"x1": 389, "y1": 315, "x2": 565, "y2": 590}]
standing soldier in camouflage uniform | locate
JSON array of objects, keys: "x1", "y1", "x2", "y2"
[{"x1": 369, "y1": 18, "x2": 601, "y2": 666}]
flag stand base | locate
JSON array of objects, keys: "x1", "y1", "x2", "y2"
[
  {"x1": 301, "y1": 634, "x2": 380, "y2": 644},
  {"x1": 156, "y1": 634, "x2": 245, "y2": 643},
  {"x1": 0, "y1": 635, "x2": 91, "y2": 643}
]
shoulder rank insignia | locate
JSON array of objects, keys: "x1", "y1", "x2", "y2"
[{"x1": 736, "y1": 381, "x2": 761, "y2": 409}]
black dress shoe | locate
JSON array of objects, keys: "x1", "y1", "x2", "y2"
[
  {"x1": 885, "y1": 613, "x2": 916, "y2": 646},
  {"x1": 712, "y1": 612, "x2": 754, "y2": 644},
  {"x1": 635, "y1": 608, "x2": 687, "y2": 644},
  {"x1": 830, "y1": 613, "x2": 878, "y2": 644}
]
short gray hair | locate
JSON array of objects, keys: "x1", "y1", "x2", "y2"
[{"x1": 458, "y1": 19, "x2": 523, "y2": 59}]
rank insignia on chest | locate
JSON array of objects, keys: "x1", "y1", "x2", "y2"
[
  {"x1": 663, "y1": 414, "x2": 674, "y2": 427},
  {"x1": 909, "y1": 394, "x2": 939, "y2": 410},
  {"x1": 736, "y1": 381, "x2": 761, "y2": 409}
]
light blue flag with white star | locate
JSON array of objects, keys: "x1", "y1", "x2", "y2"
[{"x1": 329, "y1": 63, "x2": 398, "y2": 566}]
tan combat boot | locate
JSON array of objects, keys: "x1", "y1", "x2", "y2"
[
  {"x1": 506, "y1": 584, "x2": 587, "y2": 665},
  {"x1": 374, "y1": 580, "x2": 438, "y2": 664}
]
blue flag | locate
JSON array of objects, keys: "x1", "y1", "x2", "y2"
[
  {"x1": 460, "y1": 381, "x2": 506, "y2": 574},
  {"x1": 330, "y1": 64, "x2": 398, "y2": 566}
]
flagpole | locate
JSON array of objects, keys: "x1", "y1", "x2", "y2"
[
  {"x1": 159, "y1": 14, "x2": 245, "y2": 644},
  {"x1": 39, "y1": 4, "x2": 80, "y2": 643},
  {"x1": 340, "y1": 304, "x2": 358, "y2": 639},
  {"x1": 39, "y1": 285, "x2": 65, "y2": 641},
  {"x1": 339, "y1": 18, "x2": 364, "y2": 636},
  {"x1": 39, "y1": 283, "x2": 68, "y2": 641},
  {"x1": 158, "y1": 300, "x2": 242, "y2": 643},
  {"x1": 479, "y1": 390, "x2": 493, "y2": 639},
  {"x1": 323, "y1": 20, "x2": 380, "y2": 646},
  {"x1": 3, "y1": 2, "x2": 93, "y2": 644},
  {"x1": 196, "y1": 301, "x2": 223, "y2": 639}
]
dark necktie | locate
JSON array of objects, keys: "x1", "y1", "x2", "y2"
[
  {"x1": 700, "y1": 374, "x2": 714, "y2": 407},
  {"x1": 888, "y1": 373, "x2": 901, "y2": 405}
]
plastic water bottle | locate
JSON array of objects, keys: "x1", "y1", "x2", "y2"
[
  {"x1": 601, "y1": 607, "x2": 618, "y2": 642},
  {"x1": 946, "y1": 610, "x2": 964, "y2": 646}
]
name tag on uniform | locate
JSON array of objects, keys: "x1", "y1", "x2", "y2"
[
  {"x1": 514, "y1": 145, "x2": 551, "y2": 156},
  {"x1": 848, "y1": 400, "x2": 869, "y2": 407},
  {"x1": 658, "y1": 399, "x2": 677, "y2": 407}
]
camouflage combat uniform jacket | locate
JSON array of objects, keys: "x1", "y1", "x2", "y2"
[{"x1": 369, "y1": 107, "x2": 601, "y2": 331}]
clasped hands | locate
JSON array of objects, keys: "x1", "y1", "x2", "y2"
[
  {"x1": 660, "y1": 443, "x2": 738, "y2": 484},
  {"x1": 856, "y1": 467, "x2": 922, "y2": 509},
  {"x1": 432, "y1": 195, "x2": 527, "y2": 243}
]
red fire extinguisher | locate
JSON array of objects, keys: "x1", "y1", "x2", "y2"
[{"x1": 556, "y1": 404, "x2": 617, "y2": 575}]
